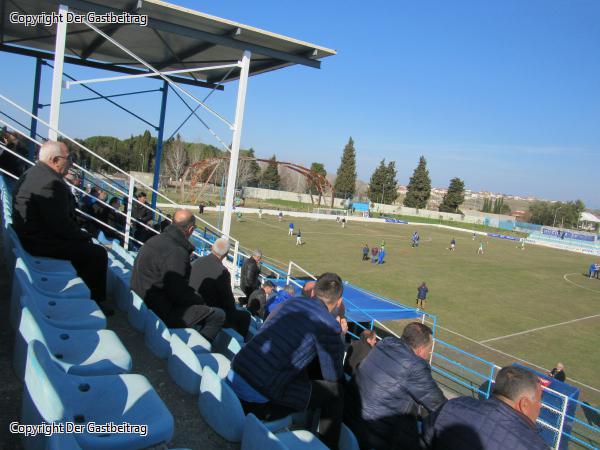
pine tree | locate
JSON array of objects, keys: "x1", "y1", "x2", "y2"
[
  {"x1": 333, "y1": 137, "x2": 357, "y2": 199},
  {"x1": 368, "y1": 159, "x2": 399, "y2": 204},
  {"x1": 403, "y1": 156, "x2": 431, "y2": 209},
  {"x1": 439, "y1": 177, "x2": 465, "y2": 213},
  {"x1": 384, "y1": 161, "x2": 399, "y2": 204},
  {"x1": 307, "y1": 162, "x2": 327, "y2": 195},
  {"x1": 260, "y1": 155, "x2": 280, "y2": 189},
  {"x1": 244, "y1": 148, "x2": 261, "y2": 187}
]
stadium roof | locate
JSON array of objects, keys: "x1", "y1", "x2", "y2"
[
  {"x1": 1, "y1": 0, "x2": 336, "y2": 88},
  {"x1": 580, "y1": 212, "x2": 600, "y2": 223}
]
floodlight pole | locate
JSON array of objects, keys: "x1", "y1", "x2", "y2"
[
  {"x1": 222, "y1": 51, "x2": 251, "y2": 238},
  {"x1": 48, "y1": 4, "x2": 68, "y2": 141},
  {"x1": 29, "y1": 58, "x2": 43, "y2": 160}
]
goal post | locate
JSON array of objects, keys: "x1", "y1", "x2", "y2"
[{"x1": 312, "y1": 207, "x2": 350, "y2": 220}]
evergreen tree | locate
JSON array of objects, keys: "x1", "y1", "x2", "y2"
[
  {"x1": 403, "y1": 155, "x2": 431, "y2": 209},
  {"x1": 260, "y1": 155, "x2": 281, "y2": 189},
  {"x1": 481, "y1": 198, "x2": 491, "y2": 213},
  {"x1": 307, "y1": 162, "x2": 327, "y2": 195},
  {"x1": 439, "y1": 177, "x2": 465, "y2": 213},
  {"x1": 384, "y1": 161, "x2": 399, "y2": 204},
  {"x1": 333, "y1": 137, "x2": 357, "y2": 199},
  {"x1": 243, "y1": 148, "x2": 261, "y2": 187},
  {"x1": 367, "y1": 160, "x2": 387, "y2": 203}
]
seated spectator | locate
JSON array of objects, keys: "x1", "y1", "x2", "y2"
[
  {"x1": 229, "y1": 273, "x2": 346, "y2": 449},
  {"x1": 189, "y1": 238, "x2": 251, "y2": 339},
  {"x1": 240, "y1": 250, "x2": 262, "y2": 299},
  {"x1": 0, "y1": 128, "x2": 29, "y2": 177},
  {"x1": 90, "y1": 190, "x2": 110, "y2": 236},
  {"x1": 265, "y1": 283, "x2": 296, "y2": 317},
  {"x1": 302, "y1": 280, "x2": 316, "y2": 298},
  {"x1": 548, "y1": 362, "x2": 566, "y2": 383},
  {"x1": 130, "y1": 209, "x2": 225, "y2": 342},
  {"x1": 11, "y1": 141, "x2": 109, "y2": 305},
  {"x1": 247, "y1": 280, "x2": 275, "y2": 318},
  {"x1": 133, "y1": 191, "x2": 154, "y2": 243},
  {"x1": 344, "y1": 329, "x2": 377, "y2": 377},
  {"x1": 105, "y1": 196, "x2": 125, "y2": 243},
  {"x1": 423, "y1": 366, "x2": 548, "y2": 450},
  {"x1": 344, "y1": 322, "x2": 447, "y2": 450}
]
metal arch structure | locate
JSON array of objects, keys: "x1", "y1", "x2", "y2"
[
  {"x1": 183, "y1": 156, "x2": 335, "y2": 207},
  {"x1": 1, "y1": 0, "x2": 336, "y2": 236}
]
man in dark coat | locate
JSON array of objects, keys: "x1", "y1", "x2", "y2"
[
  {"x1": 240, "y1": 249, "x2": 262, "y2": 298},
  {"x1": 247, "y1": 280, "x2": 275, "y2": 318},
  {"x1": 229, "y1": 272, "x2": 346, "y2": 449},
  {"x1": 549, "y1": 362, "x2": 566, "y2": 383},
  {"x1": 130, "y1": 209, "x2": 225, "y2": 341},
  {"x1": 344, "y1": 322, "x2": 447, "y2": 450},
  {"x1": 11, "y1": 141, "x2": 108, "y2": 304},
  {"x1": 132, "y1": 191, "x2": 154, "y2": 243},
  {"x1": 423, "y1": 365, "x2": 549, "y2": 450},
  {"x1": 344, "y1": 329, "x2": 377, "y2": 377},
  {"x1": 189, "y1": 238, "x2": 251, "y2": 338}
]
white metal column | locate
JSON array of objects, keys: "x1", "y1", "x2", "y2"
[
  {"x1": 124, "y1": 177, "x2": 135, "y2": 249},
  {"x1": 222, "y1": 51, "x2": 251, "y2": 238},
  {"x1": 48, "y1": 4, "x2": 68, "y2": 141}
]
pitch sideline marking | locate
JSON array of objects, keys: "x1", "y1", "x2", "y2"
[
  {"x1": 479, "y1": 314, "x2": 600, "y2": 344},
  {"x1": 563, "y1": 273, "x2": 600, "y2": 294},
  {"x1": 436, "y1": 324, "x2": 600, "y2": 394}
]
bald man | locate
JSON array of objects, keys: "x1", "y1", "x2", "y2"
[
  {"x1": 131, "y1": 209, "x2": 225, "y2": 341},
  {"x1": 12, "y1": 141, "x2": 109, "y2": 305}
]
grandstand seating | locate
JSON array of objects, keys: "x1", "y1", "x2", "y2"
[
  {"x1": 213, "y1": 327, "x2": 245, "y2": 360},
  {"x1": 127, "y1": 291, "x2": 149, "y2": 332}
]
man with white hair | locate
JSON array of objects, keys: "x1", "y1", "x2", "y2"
[
  {"x1": 189, "y1": 237, "x2": 251, "y2": 338},
  {"x1": 240, "y1": 249, "x2": 262, "y2": 299},
  {"x1": 12, "y1": 140, "x2": 109, "y2": 306}
]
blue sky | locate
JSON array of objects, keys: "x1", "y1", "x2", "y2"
[{"x1": 1, "y1": 1, "x2": 599, "y2": 206}]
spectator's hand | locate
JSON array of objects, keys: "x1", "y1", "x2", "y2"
[{"x1": 337, "y1": 316, "x2": 348, "y2": 335}]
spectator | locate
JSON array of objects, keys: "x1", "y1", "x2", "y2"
[
  {"x1": 362, "y1": 243, "x2": 369, "y2": 261},
  {"x1": 344, "y1": 329, "x2": 377, "y2": 377},
  {"x1": 240, "y1": 250, "x2": 262, "y2": 299},
  {"x1": 424, "y1": 366, "x2": 548, "y2": 450},
  {"x1": 11, "y1": 141, "x2": 109, "y2": 306},
  {"x1": 130, "y1": 209, "x2": 225, "y2": 342},
  {"x1": 189, "y1": 237, "x2": 251, "y2": 339},
  {"x1": 63, "y1": 172, "x2": 81, "y2": 203},
  {"x1": 265, "y1": 283, "x2": 296, "y2": 317},
  {"x1": 105, "y1": 197, "x2": 125, "y2": 243},
  {"x1": 0, "y1": 128, "x2": 29, "y2": 177},
  {"x1": 549, "y1": 363, "x2": 566, "y2": 383},
  {"x1": 133, "y1": 191, "x2": 153, "y2": 243},
  {"x1": 344, "y1": 322, "x2": 447, "y2": 450},
  {"x1": 302, "y1": 280, "x2": 316, "y2": 298},
  {"x1": 198, "y1": 204, "x2": 205, "y2": 214},
  {"x1": 229, "y1": 273, "x2": 346, "y2": 449},
  {"x1": 91, "y1": 190, "x2": 110, "y2": 235},
  {"x1": 247, "y1": 280, "x2": 276, "y2": 318},
  {"x1": 416, "y1": 281, "x2": 429, "y2": 310},
  {"x1": 371, "y1": 246, "x2": 379, "y2": 263}
]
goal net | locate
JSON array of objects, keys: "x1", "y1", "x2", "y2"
[{"x1": 312, "y1": 208, "x2": 349, "y2": 220}]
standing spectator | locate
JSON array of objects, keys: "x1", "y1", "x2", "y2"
[
  {"x1": 288, "y1": 221, "x2": 294, "y2": 236},
  {"x1": 12, "y1": 141, "x2": 109, "y2": 306},
  {"x1": 240, "y1": 250, "x2": 262, "y2": 299},
  {"x1": 362, "y1": 243, "x2": 369, "y2": 261},
  {"x1": 198, "y1": 204, "x2": 205, "y2": 214},
  {"x1": 247, "y1": 280, "x2": 276, "y2": 318},
  {"x1": 133, "y1": 191, "x2": 153, "y2": 243},
  {"x1": 189, "y1": 238, "x2": 252, "y2": 339},
  {"x1": 423, "y1": 366, "x2": 548, "y2": 450},
  {"x1": 296, "y1": 229, "x2": 302, "y2": 246},
  {"x1": 371, "y1": 246, "x2": 379, "y2": 264},
  {"x1": 548, "y1": 363, "x2": 566, "y2": 383},
  {"x1": 265, "y1": 284, "x2": 296, "y2": 317},
  {"x1": 416, "y1": 282, "x2": 429, "y2": 310},
  {"x1": 344, "y1": 329, "x2": 377, "y2": 377},
  {"x1": 344, "y1": 322, "x2": 447, "y2": 450},
  {"x1": 229, "y1": 273, "x2": 346, "y2": 449},
  {"x1": 130, "y1": 209, "x2": 225, "y2": 342}
]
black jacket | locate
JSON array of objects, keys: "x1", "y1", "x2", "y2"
[
  {"x1": 240, "y1": 257, "x2": 260, "y2": 294},
  {"x1": 133, "y1": 201, "x2": 153, "y2": 224},
  {"x1": 343, "y1": 339, "x2": 373, "y2": 377},
  {"x1": 344, "y1": 337, "x2": 447, "y2": 450},
  {"x1": 130, "y1": 224, "x2": 206, "y2": 327},
  {"x1": 423, "y1": 396, "x2": 549, "y2": 450},
  {"x1": 189, "y1": 253, "x2": 236, "y2": 316},
  {"x1": 247, "y1": 287, "x2": 268, "y2": 318},
  {"x1": 12, "y1": 162, "x2": 91, "y2": 253}
]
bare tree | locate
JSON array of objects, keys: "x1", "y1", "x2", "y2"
[{"x1": 165, "y1": 134, "x2": 188, "y2": 183}]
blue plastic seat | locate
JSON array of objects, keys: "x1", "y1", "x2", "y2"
[
  {"x1": 10, "y1": 259, "x2": 105, "y2": 330},
  {"x1": 111, "y1": 243, "x2": 135, "y2": 267},
  {"x1": 14, "y1": 306, "x2": 131, "y2": 380},
  {"x1": 21, "y1": 340, "x2": 174, "y2": 450},
  {"x1": 167, "y1": 333, "x2": 227, "y2": 394},
  {"x1": 105, "y1": 255, "x2": 131, "y2": 308},
  {"x1": 213, "y1": 328, "x2": 244, "y2": 360},
  {"x1": 127, "y1": 291, "x2": 148, "y2": 332},
  {"x1": 198, "y1": 367, "x2": 291, "y2": 442}
]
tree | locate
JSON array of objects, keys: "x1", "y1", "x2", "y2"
[
  {"x1": 334, "y1": 137, "x2": 357, "y2": 199},
  {"x1": 368, "y1": 159, "x2": 399, "y2": 204},
  {"x1": 260, "y1": 155, "x2": 281, "y2": 189},
  {"x1": 403, "y1": 156, "x2": 431, "y2": 209},
  {"x1": 165, "y1": 134, "x2": 188, "y2": 182},
  {"x1": 439, "y1": 178, "x2": 465, "y2": 213},
  {"x1": 307, "y1": 162, "x2": 327, "y2": 195},
  {"x1": 481, "y1": 197, "x2": 492, "y2": 213},
  {"x1": 528, "y1": 199, "x2": 585, "y2": 228},
  {"x1": 242, "y1": 148, "x2": 261, "y2": 187}
]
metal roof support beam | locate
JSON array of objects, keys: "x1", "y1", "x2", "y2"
[
  {"x1": 151, "y1": 80, "x2": 169, "y2": 211},
  {"x1": 48, "y1": 4, "x2": 68, "y2": 140},
  {"x1": 222, "y1": 50, "x2": 251, "y2": 237},
  {"x1": 38, "y1": 88, "x2": 161, "y2": 108},
  {"x1": 29, "y1": 57, "x2": 43, "y2": 160},
  {"x1": 156, "y1": 42, "x2": 216, "y2": 70}
]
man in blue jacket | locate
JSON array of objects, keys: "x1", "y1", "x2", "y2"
[
  {"x1": 423, "y1": 365, "x2": 549, "y2": 450},
  {"x1": 229, "y1": 272, "x2": 346, "y2": 448},
  {"x1": 344, "y1": 322, "x2": 447, "y2": 449}
]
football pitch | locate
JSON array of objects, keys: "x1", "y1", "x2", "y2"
[{"x1": 200, "y1": 212, "x2": 600, "y2": 403}]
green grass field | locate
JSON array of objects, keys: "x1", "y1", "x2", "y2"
[{"x1": 198, "y1": 212, "x2": 600, "y2": 405}]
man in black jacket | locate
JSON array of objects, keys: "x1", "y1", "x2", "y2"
[
  {"x1": 130, "y1": 209, "x2": 225, "y2": 341},
  {"x1": 240, "y1": 250, "x2": 262, "y2": 299},
  {"x1": 423, "y1": 366, "x2": 548, "y2": 450},
  {"x1": 344, "y1": 329, "x2": 377, "y2": 377},
  {"x1": 11, "y1": 141, "x2": 108, "y2": 304},
  {"x1": 344, "y1": 322, "x2": 447, "y2": 450},
  {"x1": 189, "y1": 238, "x2": 251, "y2": 338},
  {"x1": 132, "y1": 191, "x2": 154, "y2": 243},
  {"x1": 247, "y1": 280, "x2": 275, "y2": 318}
]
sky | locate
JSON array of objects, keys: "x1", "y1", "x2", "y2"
[{"x1": 1, "y1": 0, "x2": 599, "y2": 206}]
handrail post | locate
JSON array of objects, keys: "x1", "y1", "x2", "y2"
[
  {"x1": 232, "y1": 240, "x2": 240, "y2": 288},
  {"x1": 287, "y1": 260, "x2": 293, "y2": 285},
  {"x1": 124, "y1": 177, "x2": 135, "y2": 249}
]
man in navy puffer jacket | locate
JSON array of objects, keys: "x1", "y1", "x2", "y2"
[
  {"x1": 423, "y1": 365, "x2": 549, "y2": 450},
  {"x1": 344, "y1": 322, "x2": 447, "y2": 449}
]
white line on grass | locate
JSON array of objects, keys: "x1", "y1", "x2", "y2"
[
  {"x1": 479, "y1": 314, "x2": 600, "y2": 343},
  {"x1": 563, "y1": 273, "x2": 600, "y2": 293}
]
